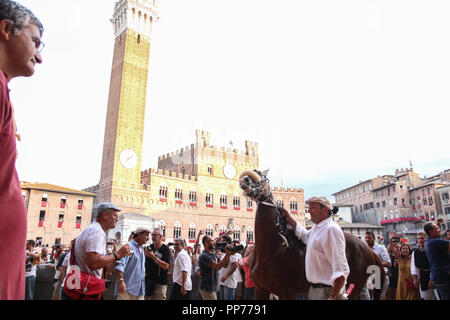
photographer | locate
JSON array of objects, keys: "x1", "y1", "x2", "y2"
[
  {"x1": 218, "y1": 240, "x2": 240, "y2": 300},
  {"x1": 145, "y1": 228, "x2": 170, "y2": 300},
  {"x1": 198, "y1": 235, "x2": 232, "y2": 300},
  {"x1": 386, "y1": 232, "x2": 401, "y2": 300},
  {"x1": 115, "y1": 227, "x2": 150, "y2": 300}
]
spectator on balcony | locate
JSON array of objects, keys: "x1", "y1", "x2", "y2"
[
  {"x1": 424, "y1": 222, "x2": 450, "y2": 300},
  {"x1": 411, "y1": 232, "x2": 437, "y2": 300},
  {"x1": 392, "y1": 243, "x2": 420, "y2": 300}
]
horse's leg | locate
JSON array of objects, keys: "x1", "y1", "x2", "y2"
[
  {"x1": 255, "y1": 284, "x2": 270, "y2": 300},
  {"x1": 278, "y1": 290, "x2": 296, "y2": 300}
]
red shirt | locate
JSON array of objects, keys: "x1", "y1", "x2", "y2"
[
  {"x1": 243, "y1": 256, "x2": 256, "y2": 288},
  {"x1": 0, "y1": 70, "x2": 27, "y2": 300}
]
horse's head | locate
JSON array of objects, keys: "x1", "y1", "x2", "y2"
[{"x1": 238, "y1": 169, "x2": 272, "y2": 203}]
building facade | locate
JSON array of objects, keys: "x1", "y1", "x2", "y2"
[
  {"x1": 21, "y1": 183, "x2": 95, "y2": 246},
  {"x1": 84, "y1": 0, "x2": 306, "y2": 246},
  {"x1": 333, "y1": 168, "x2": 450, "y2": 244}
]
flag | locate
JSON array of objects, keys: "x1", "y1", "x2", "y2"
[
  {"x1": 229, "y1": 141, "x2": 233, "y2": 147},
  {"x1": 409, "y1": 160, "x2": 413, "y2": 167},
  {"x1": 170, "y1": 161, "x2": 174, "y2": 169}
]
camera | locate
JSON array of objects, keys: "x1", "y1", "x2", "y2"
[{"x1": 215, "y1": 240, "x2": 244, "y2": 254}]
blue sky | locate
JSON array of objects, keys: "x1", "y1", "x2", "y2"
[{"x1": 12, "y1": 0, "x2": 450, "y2": 202}]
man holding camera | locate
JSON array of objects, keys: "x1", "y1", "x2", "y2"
[
  {"x1": 145, "y1": 228, "x2": 170, "y2": 300},
  {"x1": 198, "y1": 235, "x2": 232, "y2": 300},
  {"x1": 115, "y1": 227, "x2": 151, "y2": 300},
  {"x1": 217, "y1": 235, "x2": 241, "y2": 300}
]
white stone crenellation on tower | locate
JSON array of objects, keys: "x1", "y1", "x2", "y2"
[{"x1": 111, "y1": 0, "x2": 160, "y2": 39}]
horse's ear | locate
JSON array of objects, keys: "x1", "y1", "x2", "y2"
[{"x1": 262, "y1": 169, "x2": 270, "y2": 176}]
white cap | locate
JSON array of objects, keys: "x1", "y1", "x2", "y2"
[
  {"x1": 305, "y1": 196, "x2": 332, "y2": 210},
  {"x1": 135, "y1": 227, "x2": 151, "y2": 234}
]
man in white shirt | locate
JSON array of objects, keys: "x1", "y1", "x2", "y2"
[
  {"x1": 61, "y1": 202, "x2": 131, "y2": 300},
  {"x1": 25, "y1": 240, "x2": 40, "y2": 300},
  {"x1": 360, "y1": 231, "x2": 391, "y2": 300},
  {"x1": 218, "y1": 250, "x2": 239, "y2": 300},
  {"x1": 170, "y1": 238, "x2": 192, "y2": 300},
  {"x1": 281, "y1": 196, "x2": 350, "y2": 300}
]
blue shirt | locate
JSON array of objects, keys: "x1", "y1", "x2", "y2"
[
  {"x1": 114, "y1": 240, "x2": 146, "y2": 296},
  {"x1": 424, "y1": 238, "x2": 450, "y2": 283}
]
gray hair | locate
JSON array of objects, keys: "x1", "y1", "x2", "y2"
[{"x1": 0, "y1": 0, "x2": 43, "y2": 36}]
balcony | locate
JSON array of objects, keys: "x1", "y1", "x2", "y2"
[{"x1": 380, "y1": 216, "x2": 425, "y2": 225}]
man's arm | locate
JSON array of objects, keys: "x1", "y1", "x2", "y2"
[
  {"x1": 145, "y1": 248, "x2": 170, "y2": 270},
  {"x1": 380, "y1": 246, "x2": 392, "y2": 268},
  {"x1": 181, "y1": 271, "x2": 188, "y2": 295},
  {"x1": 116, "y1": 270, "x2": 126, "y2": 293},
  {"x1": 207, "y1": 251, "x2": 231, "y2": 270},
  {"x1": 221, "y1": 262, "x2": 238, "y2": 283}
]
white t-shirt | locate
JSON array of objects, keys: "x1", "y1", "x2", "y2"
[
  {"x1": 25, "y1": 250, "x2": 39, "y2": 277},
  {"x1": 73, "y1": 221, "x2": 107, "y2": 279},
  {"x1": 61, "y1": 252, "x2": 71, "y2": 288},
  {"x1": 234, "y1": 253, "x2": 243, "y2": 283},
  {"x1": 173, "y1": 249, "x2": 192, "y2": 291},
  {"x1": 219, "y1": 254, "x2": 239, "y2": 289}
]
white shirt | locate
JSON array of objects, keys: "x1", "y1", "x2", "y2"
[
  {"x1": 368, "y1": 243, "x2": 391, "y2": 273},
  {"x1": 173, "y1": 249, "x2": 192, "y2": 291},
  {"x1": 234, "y1": 253, "x2": 243, "y2": 283},
  {"x1": 61, "y1": 252, "x2": 71, "y2": 288},
  {"x1": 25, "y1": 250, "x2": 39, "y2": 277},
  {"x1": 219, "y1": 253, "x2": 239, "y2": 289},
  {"x1": 73, "y1": 221, "x2": 107, "y2": 279},
  {"x1": 295, "y1": 217, "x2": 350, "y2": 286}
]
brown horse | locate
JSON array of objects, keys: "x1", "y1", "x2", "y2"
[{"x1": 239, "y1": 170, "x2": 385, "y2": 300}]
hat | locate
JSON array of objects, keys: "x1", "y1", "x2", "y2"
[
  {"x1": 96, "y1": 202, "x2": 121, "y2": 214},
  {"x1": 135, "y1": 227, "x2": 151, "y2": 234},
  {"x1": 305, "y1": 196, "x2": 332, "y2": 210}
]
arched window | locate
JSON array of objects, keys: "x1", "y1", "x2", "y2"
[
  {"x1": 205, "y1": 192, "x2": 214, "y2": 207},
  {"x1": 276, "y1": 199, "x2": 284, "y2": 208},
  {"x1": 290, "y1": 200, "x2": 298, "y2": 212},
  {"x1": 175, "y1": 185, "x2": 183, "y2": 202},
  {"x1": 173, "y1": 222, "x2": 182, "y2": 239},
  {"x1": 220, "y1": 193, "x2": 228, "y2": 208},
  {"x1": 159, "y1": 220, "x2": 166, "y2": 237},
  {"x1": 220, "y1": 225, "x2": 227, "y2": 235},
  {"x1": 247, "y1": 227, "x2": 254, "y2": 243},
  {"x1": 189, "y1": 188, "x2": 197, "y2": 204},
  {"x1": 206, "y1": 224, "x2": 213, "y2": 237},
  {"x1": 159, "y1": 183, "x2": 168, "y2": 199},
  {"x1": 188, "y1": 223, "x2": 196, "y2": 240},
  {"x1": 247, "y1": 198, "x2": 253, "y2": 211},
  {"x1": 233, "y1": 196, "x2": 240, "y2": 209},
  {"x1": 233, "y1": 226, "x2": 241, "y2": 242}
]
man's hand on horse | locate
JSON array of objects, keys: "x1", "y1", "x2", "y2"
[{"x1": 280, "y1": 208, "x2": 289, "y2": 217}]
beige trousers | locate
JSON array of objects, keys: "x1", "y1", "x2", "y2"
[
  {"x1": 117, "y1": 291, "x2": 145, "y2": 300},
  {"x1": 145, "y1": 284, "x2": 168, "y2": 300},
  {"x1": 199, "y1": 289, "x2": 218, "y2": 300}
]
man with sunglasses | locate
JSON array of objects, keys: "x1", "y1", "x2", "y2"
[
  {"x1": 145, "y1": 228, "x2": 170, "y2": 300},
  {"x1": 0, "y1": 0, "x2": 44, "y2": 300}
]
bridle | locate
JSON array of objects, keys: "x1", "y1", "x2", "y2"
[{"x1": 239, "y1": 170, "x2": 291, "y2": 248}]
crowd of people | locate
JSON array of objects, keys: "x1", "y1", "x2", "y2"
[{"x1": 23, "y1": 200, "x2": 449, "y2": 301}]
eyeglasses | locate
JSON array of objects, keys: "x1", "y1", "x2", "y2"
[{"x1": 21, "y1": 29, "x2": 45, "y2": 53}]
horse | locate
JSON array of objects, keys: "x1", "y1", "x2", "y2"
[{"x1": 239, "y1": 169, "x2": 385, "y2": 300}]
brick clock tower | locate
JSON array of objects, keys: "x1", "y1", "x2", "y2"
[{"x1": 97, "y1": 0, "x2": 160, "y2": 211}]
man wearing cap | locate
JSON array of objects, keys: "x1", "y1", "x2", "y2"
[
  {"x1": 115, "y1": 227, "x2": 150, "y2": 300},
  {"x1": 61, "y1": 202, "x2": 131, "y2": 300},
  {"x1": 281, "y1": 196, "x2": 350, "y2": 300}
]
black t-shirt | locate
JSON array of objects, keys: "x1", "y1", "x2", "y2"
[
  {"x1": 145, "y1": 244, "x2": 170, "y2": 294},
  {"x1": 198, "y1": 250, "x2": 220, "y2": 292}
]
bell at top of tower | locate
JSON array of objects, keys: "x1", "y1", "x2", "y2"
[{"x1": 112, "y1": 0, "x2": 160, "y2": 39}]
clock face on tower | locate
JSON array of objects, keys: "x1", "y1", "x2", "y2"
[
  {"x1": 120, "y1": 148, "x2": 138, "y2": 169},
  {"x1": 223, "y1": 164, "x2": 237, "y2": 179}
]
